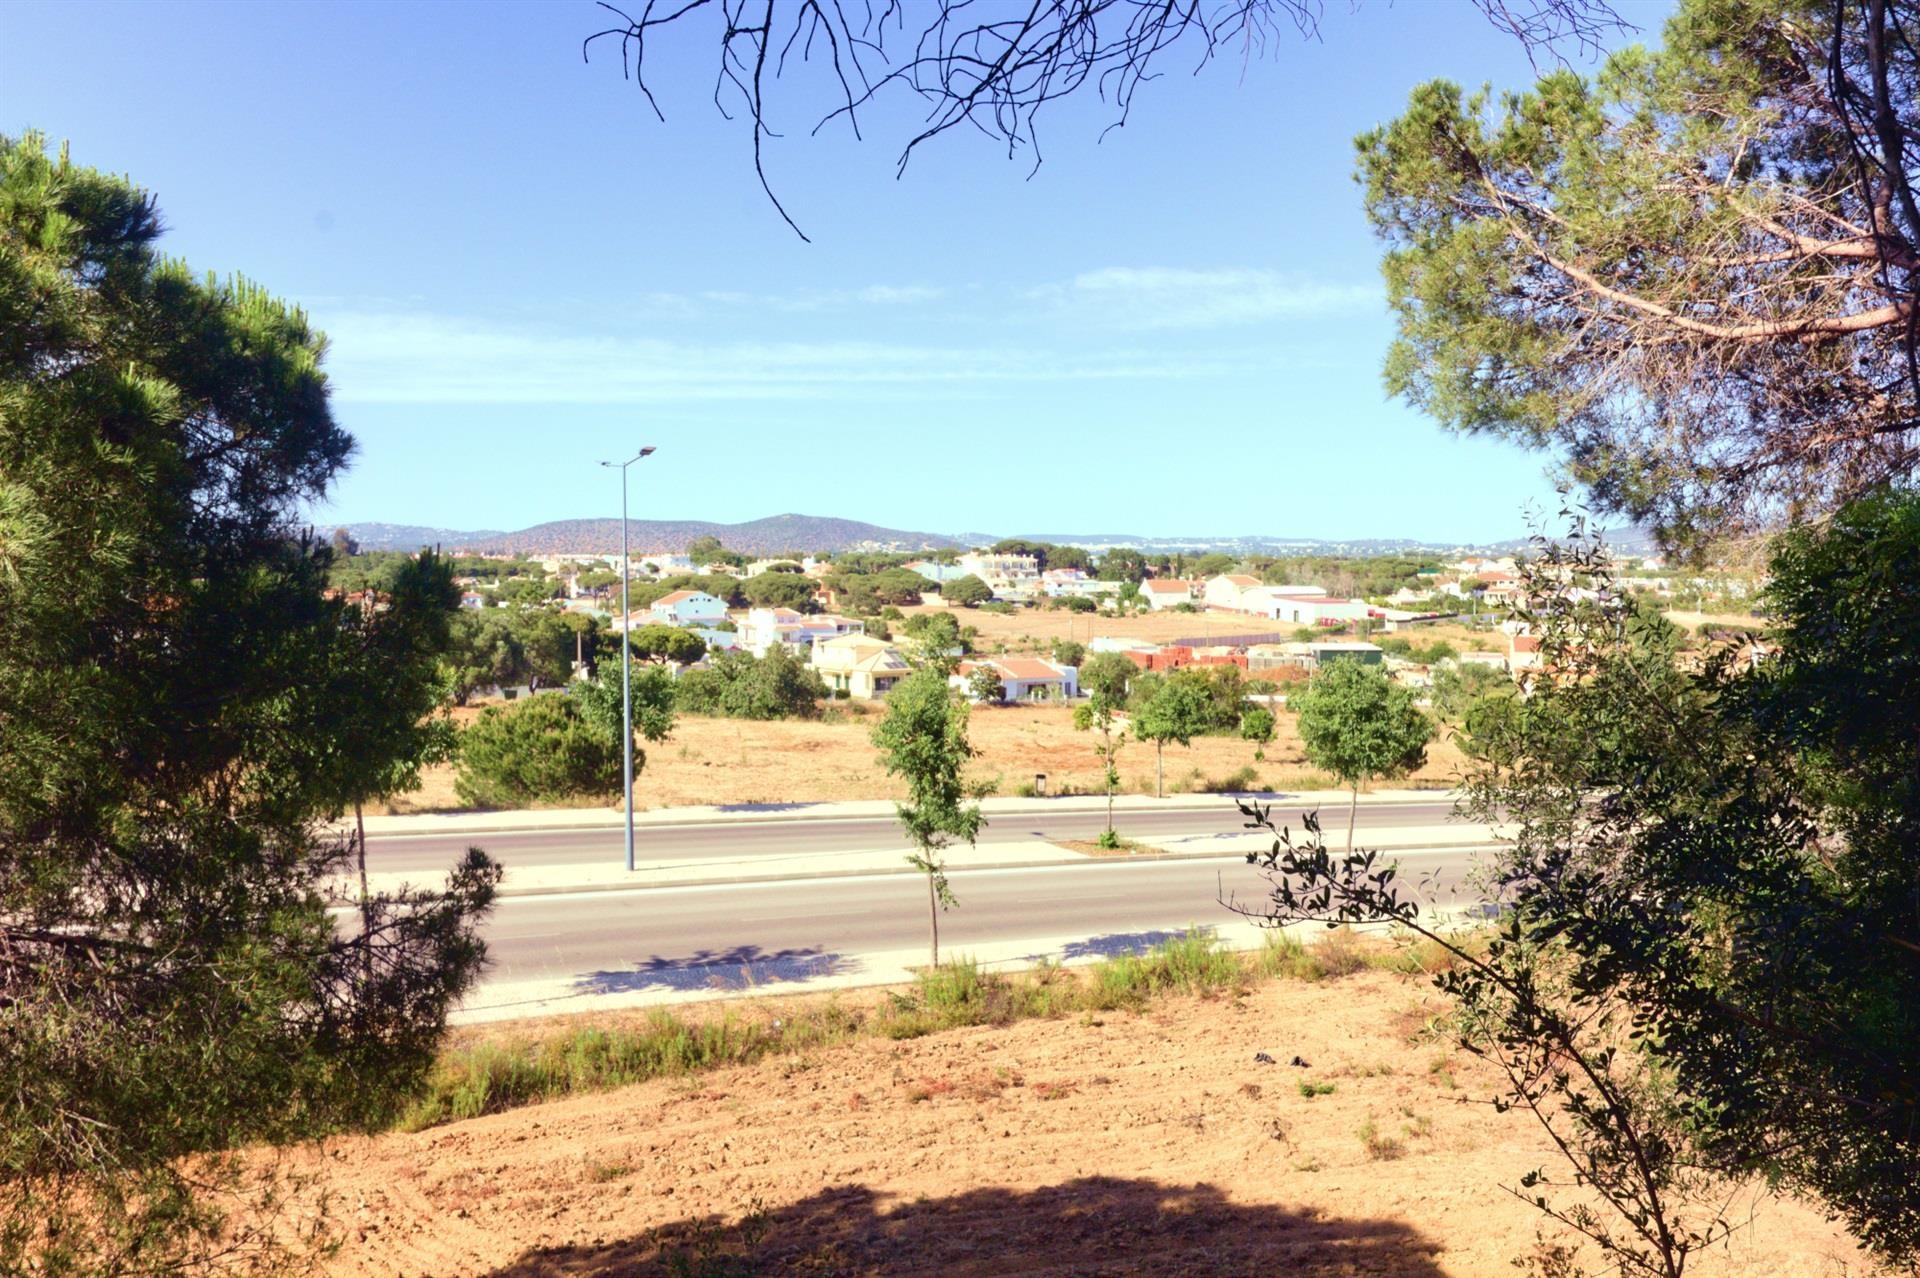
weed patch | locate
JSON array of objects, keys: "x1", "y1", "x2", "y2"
[{"x1": 403, "y1": 929, "x2": 1442, "y2": 1131}]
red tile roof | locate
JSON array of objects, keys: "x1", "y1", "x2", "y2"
[{"x1": 654, "y1": 589, "x2": 710, "y2": 607}]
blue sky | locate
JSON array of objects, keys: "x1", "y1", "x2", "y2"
[{"x1": 2, "y1": 0, "x2": 1664, "y2": 542}]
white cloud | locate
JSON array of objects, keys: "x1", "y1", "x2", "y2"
[
  {"x1": 1030, "y1": 267, "x2": 1381, "y2": 329},
  {"x1": 318, "y1": 309, "x2": 1252, "y2": 404}
]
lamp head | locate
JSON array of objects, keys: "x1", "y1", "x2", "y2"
[{"x1": 638, "y1": 446, "x2": 657, "y2": 458}]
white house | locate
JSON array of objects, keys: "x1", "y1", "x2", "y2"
[
  {"x1": 956, "y1": 550, "x2": 1041, "y2": 598},
  {"x1": 1260, "y1": 594, "x2": 1373, "y2": 628},
  {"x1": 737, "y1": 606, "x2": 863, "y2": 657},
  {"x1": 636, "y1": 553, "x2": 694, "y2": 576},
  {"x1": 1235, "y1": 585, "x2": 1326, "y2": 619},
  {"x1": 953, "y1": 657, "x2": 1079, "y2": 703},
  {"x1": 1140, "y1": 579, "x2": 1197, "y2": 610},
  {"x1": 1201, "y1": 574, "x2": 1264, "y2": 611},
  {"x1": 810, "y1": 633, "x2": 913, "y2": 700},
  {"x1": 649, "y1": 589, "x2": 729, "y2": 626},
  {"x1": 1040, "y1": 567, "x2": 1114, "y2": 598},
  {"x1": 957, "y1": 550, "x2": 1040, "y2": 581}
]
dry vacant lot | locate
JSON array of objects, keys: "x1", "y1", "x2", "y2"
[
  {"x1": 909, "y1": 604, "x2": 1506, "y2": 658},
  {"x1": 381, "y1": 702, "x2": 1470, "y2": 814},
  {"x1": 295, "y1": 971, "x2": 1862, "y2": 1277}
]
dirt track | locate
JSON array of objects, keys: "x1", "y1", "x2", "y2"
[{"x1": 296, "y1": 973, "x2": 1862, "y2": 1277}]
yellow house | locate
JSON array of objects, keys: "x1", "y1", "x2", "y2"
[{"x1": 809, "y1": 633, "x2": 913, "y2": 700}]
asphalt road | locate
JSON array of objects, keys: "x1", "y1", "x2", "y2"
[
  {"x1": 364, "y1": 797, "x2": 1461, "y2": 877},
  {"x1": 468, "y1": 841, "x2": 1488, "y2": 1015}
]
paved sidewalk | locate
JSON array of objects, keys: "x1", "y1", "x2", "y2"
[
  {"x1": 447, "y1": 905, "x2": 1493, "y2": 1025},
  {"x1": 451, "y1": 917, "x2": 1288, "y2": 1024},
  {"x1": 343, "y1": 787, "x2": 1458, "y2": 840}
]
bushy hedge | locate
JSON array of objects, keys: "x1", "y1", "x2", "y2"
[{"x1": 455, "y1": 693, "x2": 622, "y2": 807}]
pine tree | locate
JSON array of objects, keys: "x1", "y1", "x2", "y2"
[{"x1": 0, "y1": 133, "x2": 498, "y2": 1273}]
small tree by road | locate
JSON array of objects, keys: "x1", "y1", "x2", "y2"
[
  {"x1": 1132, "y1": 674, "x2": 1212, "y2": 798},
  {"x1": 1292, "y1": 660, "x2": 1434, "y2": 852},
  {"x1": 574, "y1": 663, "x2": 679, "y2": 806},
  {"x1": 1073, "y1": 652, "x2": 1136, "y2": 847},
  {"x1": 1240, "y1": 705, "x2": 1275, "y2": 760},
  {"x1": 871, "y1": 667, "x2": 986, "y2": 966}
]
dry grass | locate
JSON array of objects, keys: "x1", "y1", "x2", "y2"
[
  {"x1": 377, "y1": 702, "x2": 1468, "y2": 814},
  {"x1": 919, "y1": 605, "x2": 1507, "y2": 659}
]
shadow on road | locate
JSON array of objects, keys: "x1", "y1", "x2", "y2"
[
  {"x1": 1057, "y1": 928, "x2": 1218, "y2": 961},
  {"x1": 572, "y1": 945, "x2": 854, "y2": 994},
  {"x1": 485, "y1": 1176, "x2": 1449, "y2": 1276}
]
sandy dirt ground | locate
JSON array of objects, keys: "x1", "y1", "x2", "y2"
[
  {"x1": 910, "y1": 605, "x2": 1505, "y2": 659},
  {"x1": 379, "y1": 704, "x2": 1470, "y2": 814},
  {"x1": 292, "y1": 973, "x2": 1864, "y2": 1277}
]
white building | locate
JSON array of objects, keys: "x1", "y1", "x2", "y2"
[
  {"x1": 952, "y1": 657, "x2": 1079, "y2": 703},
  {"x1": 1140, "y1": 579, "x2": 1197, "y2": 610},
  {"x1": 956, "y1": 550, "x2": 1041, "y2": 598},
  {"x1": 1260, "y1": 594, "x2": 1373, "y2": 628},
  {"x1": 1040, "y1": 568, "x2": 1115, "y2": 598},
  {"x1": 737, "y1": 607, "x2": 863, "y2": 657},
  {"x1": 1200, "y1": 574, "x2": 1264, "y2": 611},
  {"x1": 649, "y1": 589, "x2": 729, "y2": 626}
]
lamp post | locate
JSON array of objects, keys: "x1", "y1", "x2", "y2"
[{"x1": 601, "y1": 446, "x2": 656, "y2": 871}]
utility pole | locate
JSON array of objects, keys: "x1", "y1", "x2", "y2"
[{"x1": 600, "y1": 446, "x2": 656, "y2": 871}]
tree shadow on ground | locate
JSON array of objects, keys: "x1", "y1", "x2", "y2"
[
  {"x1": 486, "y1": 1176, "x2": 1450, "y2": 1276},
  {"x1": 1058, "y1": 928, "x2": 1217, "y2": 961},
  {"x1": 572, "y1": 945, "x2": 854, "y2": 994}
]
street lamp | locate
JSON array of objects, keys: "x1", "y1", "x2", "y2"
[{"x1": 601, "y1": 445, "x2": 656, "y2": 871}]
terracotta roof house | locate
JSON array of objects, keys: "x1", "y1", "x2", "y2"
[{"x1": 952, "y1": 657, "x2": 1079, "y2": 703}]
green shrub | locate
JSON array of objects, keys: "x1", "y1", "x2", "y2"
[
  {"x1": 402, "y1": 1009, "x2": 785, "y2": 1128},
  {"x1": 1085, "y1": 929, "x2": 1240, "y2": 1005},
  {"x1": 1194, "y1": 764, "x2": 1260, "y2": 793},
  {"x1": 455, "y1": 693, "x2": 622, "y2": 807},
  {"x1": 1256, "y1": 927, "x2": 1380, "y2": 981},
  {"x1": 917, "y1": 956, "x2": 993, "y2": 1024},
  {"x1": 674, "y1": 647, "x2": 826, "y2": 720}
]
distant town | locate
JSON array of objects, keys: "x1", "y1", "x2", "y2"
[{"x1": 328, "y1": 529, "x2": 1758, "y2": 714}]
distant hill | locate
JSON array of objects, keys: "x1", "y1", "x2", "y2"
[
  {"x1": 345, "y1": 513, "x2": 965, "y2": 556},
  {"x1": 345, "y1": 515, "x2": 1661, "y2": 559},
  {"x1": 336, "y1": 521, "x2": 508, "y2": 550}
]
